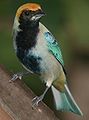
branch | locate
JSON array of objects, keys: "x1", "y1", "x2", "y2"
[{"x1": 0, "y1": 65, "x2": 59, "y2": 120}]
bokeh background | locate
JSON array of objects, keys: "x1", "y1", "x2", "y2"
[{"x1": 0, "y1": 0, "x2": 89, "y2": 120}]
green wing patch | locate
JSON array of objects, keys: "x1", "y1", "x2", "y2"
[{"x1": 44, "y1": 32, "x2": 64, "y2": 66}]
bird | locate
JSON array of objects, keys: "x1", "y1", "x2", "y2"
[{"x1": 11, "y1": 3, "x2": 83, "y2": 116}]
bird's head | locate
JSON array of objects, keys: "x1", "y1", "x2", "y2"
[{"x1": 16, "y1": 3, "x2": 45, "y2": 25}]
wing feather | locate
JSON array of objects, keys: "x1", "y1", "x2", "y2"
[{"x1": 44, "y1": 32, "x2": 64, "y2": 66}]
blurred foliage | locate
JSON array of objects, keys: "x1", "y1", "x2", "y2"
[{"x1": 0, "y1": 0, "x2": 89, "y2": 113}]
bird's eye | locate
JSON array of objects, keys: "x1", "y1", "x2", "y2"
[{"x1": 24, "y1": 11, "x2": 30, "y2": 16}]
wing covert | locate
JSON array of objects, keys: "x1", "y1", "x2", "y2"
[{"x1": 44, "y1": 32, "x2": 64, "y2": 66}]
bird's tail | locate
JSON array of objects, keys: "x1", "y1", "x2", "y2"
[{"x1": 51, "y1": 84, "x2": 83, "y2": 116}]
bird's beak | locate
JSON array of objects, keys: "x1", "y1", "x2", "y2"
[{"x1": 31, "y1": 10, "x2": 45, "y2": 21}]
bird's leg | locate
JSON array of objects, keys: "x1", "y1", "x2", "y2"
[
  {"x1": 9, "y1": 71, "x2": 29, "y2": 82},
  {"x1": 32, "y1": 86, "x2": 50, "y2": 108}
]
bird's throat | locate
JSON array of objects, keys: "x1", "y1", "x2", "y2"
[{"x1": 16, "y1": 20, "x2": 39, "y2": 50}]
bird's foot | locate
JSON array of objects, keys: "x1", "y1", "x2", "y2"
[
  {"x1": 32, "y1": 95, "x2": 44, "y2": 108},
  {"x1": 9, "y1": 73, "x2": 23, "y2": 82},
  {"x1": 32, "y1": 87, "x2": 50, "y2": 109}
]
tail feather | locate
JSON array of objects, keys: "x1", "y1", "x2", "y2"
[{"x1": 51, "y1": 84, "x2": 83, "y2": 116}]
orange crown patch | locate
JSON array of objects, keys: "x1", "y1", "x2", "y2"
[{"x1": 16, "y1": 3, "x2": 41, "y2": 18}]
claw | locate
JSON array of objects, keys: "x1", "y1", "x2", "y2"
[
  {"x1": 9, "y1": 73, "x2": 22, "y2": 82},
  {"x1": 9, "y1": 71, "x2": 30, "y2": 83},
  {"x1": 32, "y1": 95, "x2": 43, "y2": 108},
  {"x1": 31, "y1": 87, "x2": 50, "y2": 109}
]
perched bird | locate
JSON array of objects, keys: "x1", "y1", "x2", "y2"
[{"x1": 12, "y1": 3, "x2": 83, "y2": 115}]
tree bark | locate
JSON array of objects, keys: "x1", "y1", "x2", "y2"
[{"x1": 0, "y1": 65, "x2": 59, "y2": 120}]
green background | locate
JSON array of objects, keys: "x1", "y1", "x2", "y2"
[{"x1": 0, "y1": 0, "x2": 89, "y2": 119}]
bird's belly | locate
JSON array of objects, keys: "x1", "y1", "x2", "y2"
[
  {"x1": 40, "y1": 53, "x2": 63, "y2": 82},
  {"x1": 40, "y1": 53, "x2": 66, "y2": 91},
  {"x1": 16, "y1": 47, "x2": 64, "y2": 85}
]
